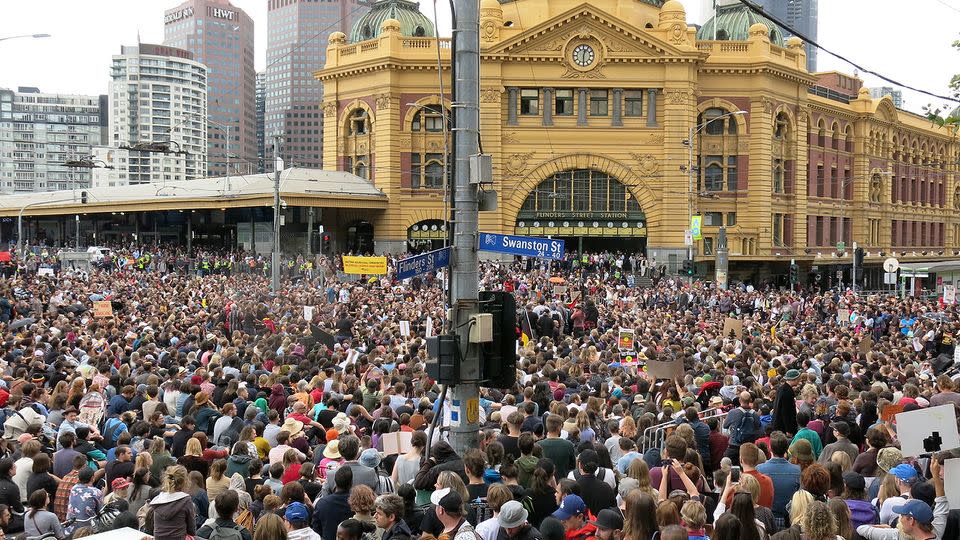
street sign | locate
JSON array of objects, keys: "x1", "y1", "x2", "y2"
[
  {"x1": 684, "y1": 230, "x2": 693, "y2": 247},
  {"x1": 883, "y1": 257, "x2": 900, "y2": 273},
  {"x1": 884, "y1": 272, "x2": 897, "y2": 285},
  {"x1": 396, "y1": 247, "x2": 451, "y2": 280},
  {"x1": 836, "y1": 241, "x2": 846, "y2": 252},
  {"x1": 479, "y1": 232, "x2": 564, "y2": 260}
]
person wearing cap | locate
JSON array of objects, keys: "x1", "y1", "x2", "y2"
[
  {"x1": 569, "y1": 449, "x2": 616, "y2": 516},
  {"x1": 196, "y1": 489, "x2": 253, "y2": 540},
  {"x1": 770, "y1": 369, "x2": 801, "y2": 436},
  {"x1": 375, "y1": 493, "x2": 414, "y2": 540},
  {"x1": 817, "y1": 420, "x2": 859, "y2": 465},
  {"x1": 284, "y1": 500, "x2": 321, "y2": 540},
  {"x1": 840, "y1": 471, "x2": 879, "y2": 530},
  {"x1": 497, "y1": 499, "x2": 541, "y2": 540},
  {"x1": 589, "y1": 508, "x2": 623, "y2": 540},
  {"x1": 878, "y1": 463, "x2": 921, "y2": 525},
  {"x1": 434, "y1": 488, "x2": 481, "y2": 540},
  {"x1": 103, "y1": 477, "x2": 130, "y2": 506},
  {"x1": 552, "y1": 494, "x2": 594, "y2": 540}
]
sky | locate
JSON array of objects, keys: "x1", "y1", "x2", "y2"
[{"x1": 0, "y1": 0, "x2": 956, "y2": 115}]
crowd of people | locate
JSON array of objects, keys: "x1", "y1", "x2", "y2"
[{"x1": 0, "y1": 243, "x2": 956, "y2": 540}]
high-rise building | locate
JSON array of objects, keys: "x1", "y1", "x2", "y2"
[
  {"x1": 751, "y1": 0, "x2": 818, "y2": 72},
  {"x1": 264, "y1": 0, "x2": 363, "y2": 170},
  {"x1": 163, "y1": 0, "x2": 256, "y2": 177},
  {"x1": 0, "y1": 87, "x2": 107, "y2": 193},
  {"x1": 91, "y1": 44, "x2": 208, "y2": 187},
  {"x1": 869, "y1": 87, "x2": 904, "y2": 109},
  {"x1": 256, "y1": 72, "x2": 265, "y2": 172}
]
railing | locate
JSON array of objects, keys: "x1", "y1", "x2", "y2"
[
  {"x1": 640, "y1": 407, "x2": 728, "y2": 454},
  {"x1": 719, "y1": 43, "x2": 749, "y2": 52},
  {"x1": 361, "y1": 42, "x2": 379, "y2": 52}
]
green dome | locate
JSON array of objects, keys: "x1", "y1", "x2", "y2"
[
  {"x1": 697, "y1": 2, "x2": 784, "y2": 45},
  {"x1": 349, "y1": 0, "x2": 436, "y2": 43}
]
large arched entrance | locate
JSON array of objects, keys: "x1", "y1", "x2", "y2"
[
  {"x1": 407, "y1": 219, "x2": 447, "y2": 252},
  {"x1": 516, "y1": 169, "x2": 647, "y2": 253},
  {"x1": 346, "y1": 221, "x2": 375, "y2": 254}
]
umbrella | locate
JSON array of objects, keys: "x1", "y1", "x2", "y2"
[
  {"x1": 549, "y1": 277, "x2": 565, "y2": 284},
  {"x1": 8, "y1": 318, "x2": 35, "y2": 330}
]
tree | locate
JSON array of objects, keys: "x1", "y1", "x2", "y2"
[{"x1": 924, "y1": 37, "x2": 960, "y2": 134}]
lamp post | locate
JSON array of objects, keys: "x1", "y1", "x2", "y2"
[
  {"x1": 17, "y1": 197, "x2": 77, "y2": 258},
  {"x1": 0, "y1": 33, "x2": 50, "y2": 43},
  {"x1": 685, "y1": 110, "x2": 746, "y2": 281},
  {"x1": 64, "y1": 156, "x2": 113, "y2": 249}
]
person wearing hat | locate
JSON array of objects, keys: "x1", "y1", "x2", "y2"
[
  {"x1": 590, "y1": 508, "x2": 624, "y2": 540},
  {"x1": 285, "y1": 500, "x2": 321, "y2": 540},
  {"x1": 878, "y1": 464, "x2": 922, "y2": 525},
  {"x1": 434, "y1": 488, "x2": 481, "y2": 540},
  {"x1": 375, "y1": 493, "x2": 414, "y2": 540},
  {"x1": 318, "y1": 438, "x2": 344, "y2": 483},
  {"x1": 268, "y1": 420, "x2": 307, "y2": 466},
  {"x1": 552, "y1": 494, "x2": 594, "y2": 540},
  {"x1": 770, "y1": 369, "x2": 801, "y2": 436},
  {"x1": 498, "y1": 499, "x2": 541, "y2": 540},
  {"x1": 840, "y1": 471, "x2": 879, "y2": 531},
  {"x1": 103, "y1": 477, "x2": 130, "y2": 506},
  {"x1": 858, "y1": 498, "x2": 940, "y2": 540},
  {"x1": 817, "y1": 421, "x2": 859, "y2": 465}
]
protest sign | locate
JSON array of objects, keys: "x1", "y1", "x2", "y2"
[
  {"x1": 303, "y1": 306, "x2": 315, "y2": 321},
  {"x1": 945, "y1": 459, "x2": 960, "y2": 509},
  {"x1": 722, "y1": 318, "x2": 742, "y2": 339},
  {"x1": 895, "y1": 404, "x2": 960, "y2": 457},
  {"x1": 93, "y1": 301, "x2": 113, "y2": 318},
  {"x1": 381, "y1": 431, "x2": 414, "y2": 455},
  {"x1": 341, "y1": 255, "x2": 387, "y2": 275},
  {"x1": 837, "y1": 309, "x2": 851, "y2": 326},
  {"x1": 646, "y1": 357, "x2": 684, "y2": 380},
  {"x1": 880, "y1": 403, "x2": 904, "y2": 423},
  {"x1": 618, "y1": 329, "x2": 635, "y2": 351},
  {"x1": 859, "y1": 336, "x2": 873, "y2": 355},
  {"x1": 399, "y1": 320, "x2": 411, "y2": 337},
  {"x1": 425, "y1": 317, "x2": 434, "y2": 338}
]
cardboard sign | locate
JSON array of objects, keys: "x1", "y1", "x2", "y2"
[
  {"x1": 881, "y1": 403, "x2": 904, "y2": 423},
  {"x1": 38, "y1": 268, "x2": 54, "y2": 277},
  {"x1": 646, "y1": 357, "x2": 684, "y2": 380},
  {"x1": 618, "y1": 329, "x2": 635, "y2": 351},
  {"x1": 837, "y1": 309, "x2": 851, "y2": 326},
  {"x1": 303, "y1": 306, "x2": 315, "y2": 321},
  {"x1": 554, "y1": 285, "x2": 567, "y2": 297},
  {"x1": 859, "y1": 336, "x2": 873, "y2": 355},
  {"x1": 93, "y1": 301, "x2": 114, "y2": 318},
  {"x1": 399, "y1": 320, "x2": 411, "y2": 337},
  {"x1": 382, "y1": 431, "x2": 414, "y2": 455},
  {"x1": 570, "y1": 290, "x2": 582, "y2": 304},
  {"x1": 945, "y1": 458, "x2": 960, "y2": 509},
  {"x1": 944, "y1": 285, "x2": 957, "y2": 305},
  {"x1": 722, "y1": 318, "x2": 742, "y2": 339},
  {"x1": 894, "y1": 404, "x2": 960, "y2": 457},
  {"x1": 425, "y1": 317, "x2": 434, "y2": 338},
  {"x1": 341, "y1": 255, "x2": 388, "y2": 275}
]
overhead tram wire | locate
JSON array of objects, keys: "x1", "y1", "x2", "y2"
[{"x1": 735, "y1": 0, "x2": 959, "y2": 104}]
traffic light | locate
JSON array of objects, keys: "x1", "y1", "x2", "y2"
[
  {"x1": 321, "y1": 233, "x2": 332, "y2": 255},
  {"x1": 478, "y1": 290, "x2": 518, "y2": 389},
  {"x1": 854, "y1": 247, "x2": 865, "y2": 281},
  {"x1": 80, "y1": 191, "x2": 88, "y2": 204},
  {"x1": 681, "y1": 259, "x2": 694, "y2": 276},
  {"x1": 789, "y1": 263, "x2": 799, "y2": 284}
]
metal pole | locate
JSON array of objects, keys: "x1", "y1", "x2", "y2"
[
  {"x1": 306, "y1": 206, "x2": 314, "y2": 256},
  {"x1": 271, "y1": 135, "x2": 282, "y2": 293},
  {"x1": 687, "y1": 125, "x2": 694, "y2": 285},
  {"x1": 226, "y1": 124, "x2": 231, "y2": 193},
  {"x1": 447, "y1": 0, "x2": 481, "y2": 456},
  {"x1": 716, "y1": 226, "x2": 728, "y2": 290},
  {"x1": 75, "y1": 215, "x2": 80, "y2": 250}
]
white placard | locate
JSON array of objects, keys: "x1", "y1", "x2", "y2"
[
  {"x1": 346, "y1": 349, "x2": 360, "y2": 363},
  {"x1": 425, "y1": 317, "x2": 434, "y2": 338},
  {"x1": 38, "y1": 268, "x2": 54, "y2": 277},
  {"x1": 944, "y1": 285, "x2": 956, "y2": 305},
  {"x1": 399, "y1": 320, "x2": 411, "y2": 337},
  {"x1": 382, "y1": 431, "x2": 414, "y2": 455},
  {"x1": 894, "y1": 404, "x2": 960, "y2": 457},
  {"x1": 304, "y1": 305, "x2": 315, "y2": 321},
  {"x1": 946, "y1": 459, "x2": 960, "y2": 509}
]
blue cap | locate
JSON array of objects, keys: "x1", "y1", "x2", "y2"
[
  {"x1": 285, "y1": 502, "x2": 309, "y2": 523},
  {"x1": 552, "y1": 494, "x2": 586, "y2": 520},
  {"x1": 892, "y1": 499, "x2": 933, "y2": 524},
  {"x1": 890, "y1": 464, "x2": 917, "y2": 481}
]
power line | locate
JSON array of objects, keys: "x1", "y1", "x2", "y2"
[{"x1": 735, "y1": 0, "x2": 959, "y2": 104}]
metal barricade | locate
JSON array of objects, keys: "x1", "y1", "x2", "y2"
[{"x1": 640, "y1": 407, "x2": 728, "y2": 454}]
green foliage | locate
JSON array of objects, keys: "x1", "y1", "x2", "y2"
[{"x1": 924, "y1": 36, "x2": 960, "y2": 135}]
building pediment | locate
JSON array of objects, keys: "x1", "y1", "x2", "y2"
[{"x1": 483, "y1": 4, "x2": 699, "y2": 62}]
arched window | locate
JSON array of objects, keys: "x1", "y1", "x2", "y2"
[
  {"x1": 817, "y1": 119, "x2": 826, "y2": 147},
  {"x1": 414, "y1": 25, "x2": 426, "y2": 36},
  {"x1": 348, "y1": 109, "x2": 370, "y2": 136},
  {"x1": 773, "y1": 163, "x2": 785, "y2": 193},
  {"x1": 411, "y1": 104, "x2": 448, "y2": 132},
  {"x1": 844, "y1": 125, "x2": 854, "y2": 152},
  {"x1": 774, "y1": 112, "x2": 790, "y2": 139},
  {"x1": 699, "y1": 108, "x2": 737, "y2": 135}
]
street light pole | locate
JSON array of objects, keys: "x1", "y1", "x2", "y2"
[
  {"x1": 271, "y1": 135, "x2": 282, "y2": 293},
  {"x1": 0, "y1": 33, "x2": 50, "y2": 43}
]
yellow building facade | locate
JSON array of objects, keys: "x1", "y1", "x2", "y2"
[{"x1": 317, "y1": 0, "x2": 959, "y2": 282}]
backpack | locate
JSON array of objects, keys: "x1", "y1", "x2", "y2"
[
  {"x1": 218, "y1": 416, "x2": 244, "y2": 448},
  {"x1": 101, "y1": 417, "x2": 126, "y2": 449},
  {"x1": 209, "y1": 523, "x2": 245, "y2": 540},
  {"x1": 235, "y1": 509, "x2": 254, "y2": 532},
  {"x1": 729, "y1": 409, "x2": 759, "y2": 445}
]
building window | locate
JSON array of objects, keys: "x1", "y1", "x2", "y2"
[
  {"x1": 411, "y1": 104, "x2": 446, "y2": 132},
  {"x1": 773, "y1": 159, "x2": 784, "y2": 193},
  {"x1": 727, "y1": 156, "x2": 738, "y2": 191},
  {"x1": 555, "y1": 90, "x2": 574, "y2": 115},
  {"x1": 816, "y1": 165, "x2": 825, "y2": 197},
  {"x1": 703, "y1": 156, "x2": 723, "y2": 191},
  {"x1": 624, "y1": 90, "x2": 643, "y2": 117},
  {"x1": 700, "y1": 107, "x2": 737, "y2": 135},
  {"x1": 703, "y1": 212, "x2": 723, "y2": 226},
  {"x1": 348, "y1": 109, "x2": 369, "y2": 135},
  {"x1": 703, "y1": 237, "x2": 714, "y2": 255},
  {"x1": 772, "y1": 213, "x2": 785, "y2": 246},
  {"x1": 589, "y1": 90, "x2": 608, "y2": 116},
  {"x1": 520, "y1": 89, "x2": 539, "y2": 115},
  {"x1": 726, "y1": 212, "x2": 737, "y2": 226}
]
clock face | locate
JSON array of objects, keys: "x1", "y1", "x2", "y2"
[{"x1": 572, "y1": 44, "x2": 595, "y2": 67}]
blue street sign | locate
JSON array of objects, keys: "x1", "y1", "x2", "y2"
[
  {"x1": 478, "y1": 232, "x2": 565, "y2": 260},
  {"x1": 396, "y1": 247, "x2": 451, "y2": 280}
]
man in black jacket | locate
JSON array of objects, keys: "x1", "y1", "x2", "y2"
[
  {"x1": 414, "y1": 441, "x2": 467, "y2": 490},
  {"x1": 375, "y1": 493, "x2": 414, "y2": 540},
  {"x1": 313, "y1": 467, "x2": 353, "y2": 540},
  {"x1": 571, "y1": 450, "x2": 616, "y2": 517},
  {"x1": 196, "y1": 490, "x2": 252, "y2": 540},
  {"x1": 771, "y1": 369, "x2": 801, "y2": 437}
]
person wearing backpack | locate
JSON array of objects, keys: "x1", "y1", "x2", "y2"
[
  {"x1": 722, "y1": 391, "x2": 760, "y2": 465},
  {"x1": 196, "y1": 489, "x2": 253, "y2": 540}
]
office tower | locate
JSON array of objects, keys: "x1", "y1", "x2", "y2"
[
  {"x1": 869, "y1": 87, "x2": 904, "y2": 109},
  {"x1": 256, "y1": 72, "x2": 265, "y2": 172},
  {"x1": 91, "y1": 44, "x2": 208, "y2": 187},
  {"x1": 264, "y1": 0, "x2": 362, "y2": 170},
  {"x1": 0, "y1": 87, "x2": 107, "y2": 193},
  {"x1": 163, "y1": 0, "x2": 256, "y2": 176},
  {"x1": 751, "y1": 0, "x2": 818, "y2": 71}
]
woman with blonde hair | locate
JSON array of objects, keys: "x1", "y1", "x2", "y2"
[
  {"x1": 620, "y1": 459, "x2": 658, "y2": 501},
  {"x1": 253, "y1": 512, "x2": 287, "y2": 540},
  {"x1": 178, "y1": 437, "x2": 209, "y2": 476},
  {"x1": 830, "y1": 450, "x2": 853, "y2": 473},
  {"x1": 620, "y1": 415, "x2": 638, "y2": 439},
  {"x1": 575, "y1": 410, "x2": 595, "y2": 443},
  {"x1": 420, "y1": 470, "x2": 470, "y2": 536},
  {"x1": 146, "y1": 465, "x2": 196, "y2": 540}
]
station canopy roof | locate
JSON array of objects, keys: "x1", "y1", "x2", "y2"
[{"x1": 0, "y1": 168, "x2": 388, "y2": 217}]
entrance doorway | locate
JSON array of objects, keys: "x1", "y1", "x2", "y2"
[
  {"x1": 555, "y1": 236, "x2": 647, "y2": 255},
  {"x1": 346, "y1": 221, "x2": 375, "y2": 254}
]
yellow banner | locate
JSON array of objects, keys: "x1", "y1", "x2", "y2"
[{"x1": 342, "y1": 255, "x2": 388, "y2": 275}]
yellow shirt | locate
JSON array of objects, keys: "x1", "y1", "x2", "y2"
[{"x1": 254, "y1": 437, "x2": 271, "y2": 460}]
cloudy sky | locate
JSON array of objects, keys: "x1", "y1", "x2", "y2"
[{"x1": 0, "y1": 0, "x2": 956, "y2": 115}]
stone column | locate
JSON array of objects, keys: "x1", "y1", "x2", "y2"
[
  {"x1": 612, "y1": 88, "x2": 623, "y2": 127},
  {"x1": 577, "y1": 88, "x2": 588, "y2": 126},
  {"x1": 647, "y1": 89, "x2": 658, "y2": 127},
  {"x1": 542, "y1": 88, "x2": 554, "y2": 126},
  {"x1": 507, "y1": 87, "x2": 519, "y2": 126}
]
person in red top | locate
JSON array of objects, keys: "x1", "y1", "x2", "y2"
[
  {"x1": 706, "y1": 417, "x2": 729, "y2": 472},
  {"x1": 280, "y1": 448, "x2": 303, "y2": 485},
  {"x1": 553, "y1": 494, "x2": 596, "y2": 540},
  {"x1": 722, "y1": 443, "x2": 774, "y2": 509}
]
